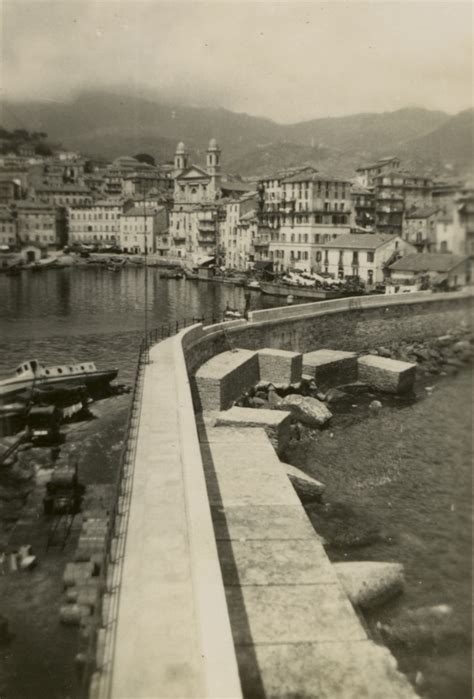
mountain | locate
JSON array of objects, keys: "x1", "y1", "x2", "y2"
[
  {"x1": 401, "y1": 109, "x2": 473, "y2": 166},
  {"x1": 1, "y1": 89, "x2": 469, "y2": 176}
]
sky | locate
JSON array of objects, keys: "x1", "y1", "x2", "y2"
[{"x1": 1, "y1": 0, "x2": 472, "y2": 123}]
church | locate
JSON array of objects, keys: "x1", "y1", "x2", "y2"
[{"x1": 173, "y1": 139, "x2": 222, "y2": 205}]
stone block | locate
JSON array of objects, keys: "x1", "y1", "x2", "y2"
[
  {"x1": 334, "y1": 561, "x2": 405, "y2": 610},
  {"x1": 215, "y1": 407, "x2": 292, "y2": 454},
  {"x1": 257, "y1": 348, "x2": 302, "y2": 385},
  {"x1": 194, "y1": 349, "x2": 259, "y2": 411},
  {"x1": 358, "y1": 355, "x2": 416, "y2": 394},
  {"x1": 302, "y1": 349, "x2": 358, "y2": 389}
]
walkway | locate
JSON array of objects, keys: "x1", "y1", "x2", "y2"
[
  {"x1": 198, "y1": 420, "x2": 418, "y2": 699},
  {"x1": 108, "y1": 337, "x2": 241, "y2": 699}
]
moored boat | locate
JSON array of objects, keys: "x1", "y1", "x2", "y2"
[
  {"x1": 260, "y1": 281, "x2": 341, "y2": 300},
  {"x1": 0, "y1": 359, "x2": 118, "y2": 402}
]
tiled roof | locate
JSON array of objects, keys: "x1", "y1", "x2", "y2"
[
  {"x1": 351, "y1": 184, "x2": 374, "y2": 195},
  {"x1": 389, "y1": 253, "x2": 468, "y2": 273},
  {"x1": 34, "y1": 184, "x2": 91, "y2": 193},
  {"x1": 405, "y1": 206, "x2": 439, "y2": 219},
  {"x1": 221, "y1": 181, "x2": 255, "y2": 193},
  {"x1": 281, "y1": 171, "x2": 350, "y2": 185},
  {"x1": 320, "y1": 233, "x2": 397, "y2": 250},
  {"x1": 122, "y1": 206, "x2": 164, "y2": 217},
  {"x1": 356, "y1": 157, "x2": 400, "y2": 171}
]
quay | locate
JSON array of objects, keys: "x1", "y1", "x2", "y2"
[{"x1": 91, "y1": 289, "x2": 472, "y2": 699}]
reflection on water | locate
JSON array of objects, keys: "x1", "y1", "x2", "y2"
[{"x1": 0, "y1": 267, "x2": 275, "y2": 379}]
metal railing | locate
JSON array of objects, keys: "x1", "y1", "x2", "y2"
[{"x1": 80, "y1": 312, "x2": 240, "y2": 698}]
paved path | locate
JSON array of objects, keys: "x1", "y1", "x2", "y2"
[
  {"x1": 109, "y1": 338, "x2": 241, "y2": 699},
  {"x1": 199, "y1": 420, "x2": 418, "y2": 699}
]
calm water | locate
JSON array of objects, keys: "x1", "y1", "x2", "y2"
[{"x1": 0, "y1": 267, "x2": 275, "y2": 383}]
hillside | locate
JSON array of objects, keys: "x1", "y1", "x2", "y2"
[
  {"x1": 401, "y1": 109, "x2": 473, "y2": 167},
  {"x1": 1, "y1": 89, "x2": 470, "y2": 176}
]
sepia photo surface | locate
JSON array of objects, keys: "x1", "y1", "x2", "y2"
[{"x1": 0, "y1": 1, "x2": 472, "y2": 698}]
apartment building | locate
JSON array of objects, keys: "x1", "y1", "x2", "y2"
[
  {"x1": 33, "y1": 183, "x2": 93, "y2": 208},
  {"x1": 119, "y1": 205, "x2": 168, "y2": 254},
  {"x1": 68, "y1": 199, "x2": 131, "y2": 246},
  {"x1": 403, "y1": 206, "x2": 440, "y2": 251},
  {"x1": 261, "y1": 170, "x2": 353, "y2": 272},
  {"x1": 0, "y1": 208, "x2": 17, "y2": 248},
  {"x1": 14, "y1": 201, "x2": 58, "y2": 247},
  {"x1": 355, "y1": 157, "x2": 401, "y2": 188}
]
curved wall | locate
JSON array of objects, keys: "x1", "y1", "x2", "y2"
[{"x1": 182, "y1": 290, "x2": 472, "y2": 379}]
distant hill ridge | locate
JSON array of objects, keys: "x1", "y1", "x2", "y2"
[{"x1": 1, "y1": 89, "x2": 472, "y2": 177}]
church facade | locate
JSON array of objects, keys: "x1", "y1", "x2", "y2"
[{"x1": 169, "y1": 139, "x2": 222, "y2": 262}]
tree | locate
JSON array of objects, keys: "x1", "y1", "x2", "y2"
[{"x1": 134, "y1": 153, "x2": 156, "y2": 167}]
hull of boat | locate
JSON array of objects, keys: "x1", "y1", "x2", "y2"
[
  {"x1": 260, "y1": 282, "x2": 341, "y2": 300},
  {"x1": 0, "y1": 369, "x2": 118, "y2": 402}
]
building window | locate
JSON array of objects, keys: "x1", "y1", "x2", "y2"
[
  {"x1": 367, "y1": 252, "x2": 374, "y2": 262},
  {"x1": 368, "y1": 270, "x2": 374, "y2": 284}
]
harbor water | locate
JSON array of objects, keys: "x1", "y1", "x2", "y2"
[{"x1": 0, "y1": 267, "x2": 472, "y2": 699}]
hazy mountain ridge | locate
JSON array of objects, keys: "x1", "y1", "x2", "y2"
[{"x1": 1, "y1": 90, "x2": 471, "y2": 176}]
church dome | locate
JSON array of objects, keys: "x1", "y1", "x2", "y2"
[
  {"x1": 176, "y1": 141, "x2": 186, "y2": 154},
  {"x1": 208, "y1": 138, "x2": 220, "y2": 150}
]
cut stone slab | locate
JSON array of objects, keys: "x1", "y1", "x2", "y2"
[
  {"x1": 283, "y1": 462, "x2": 326, "y2": 501},
  {"x1": 276, "y1": 394, "x2": 332, "y2": 427},
  {"x1": 257, "y1": 348, "x2": 302, "y2": 385},
  {"x1": 210, "y1": 504, "x2": 319, "y2": 542},
  {"x1": 194, "y1": 348, "x2": 259, "y2": 411},
  {"x1": 226, "y1": 584, "x2": 367, "y2": 645},
  {"x1": 215, "y1": 407, "x2": 291, "y2": 455},
  {"x1": 334, "y1": 561, "x2": 405, "y2": 610},
  {"x1": 235, "y1": 639, "x2": 419, "y2": 699},
  {"x1": 358, "y1": 355, "x2": 416, "y2": 394},
  {"x1": 302, "y1": 349, "x2": 358, "y2": 389},
  {"x1": 217, "y1": 538, "x2": 337, "y2": 586}
]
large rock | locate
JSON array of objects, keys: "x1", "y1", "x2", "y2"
[
  {"x1": 283, "y1": 462, "x2": 326, "y2": 501},
  {"x1": 276, "y1": 394, "x2": 332, "y2": 427},
  {"x1": 334, "y1": 561, "x2": 404, "y2": 610}
]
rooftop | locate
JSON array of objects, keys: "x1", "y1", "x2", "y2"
[
  {"x1": 281, "y1": 171, "x2": 351, "y2": 185},
  {"x1": 321, "y1": 233, "x2": 398, "y2": 250},
  {"x1": 389, "y1": 253, "x2": 468, "y2": 273},
  {"x1": 405, "y1": 206, "x2": 440, "y2": 219},
  {"x1": 122, "y1": 205, "x2": 164, "y2": 217},
  {"x1": 356, "y1": 157, "x2": 400, "y2": 172}
]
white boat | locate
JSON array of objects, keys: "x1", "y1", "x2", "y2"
[{"x1": 0, "y1": 359, "x2": 118, "y2": 402}]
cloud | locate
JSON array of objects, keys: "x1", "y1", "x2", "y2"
[{"x1": 1, "y1": 0, "x2": 472, "y2": 121}]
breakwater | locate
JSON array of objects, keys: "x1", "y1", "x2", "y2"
[{"x1": 90, "y1": 288, "x2": 471, "y2": 699}]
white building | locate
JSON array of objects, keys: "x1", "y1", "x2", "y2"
[
  {"x1": 68, "y1": 199, "x2": 130, "y2": 246},
  {"x1": 119, "y1": 205, "x2": 167, "y2": 254},
  {"x1": 318, "y1": 233, "x2": 415, "y2": 285}
]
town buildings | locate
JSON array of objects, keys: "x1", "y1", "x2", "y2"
[
  {"x1": 316, "y1": 233, "x2": 415, "y2": 284},
  {"x1": 0, "y1": 133, "x2": 472, "y2": 290}
]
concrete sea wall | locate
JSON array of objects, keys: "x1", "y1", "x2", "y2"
[{"x1": 100, "y1": 289, "x2": 471, "y2": 699}]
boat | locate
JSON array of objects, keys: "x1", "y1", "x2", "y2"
[
  {"x1": 183, "y1": 267, "x2": 199, "y2": 280},
  {"x1": 246, "y1": 280, "x2": 261, "y2": 290},
  {"x1": 260, "y1": 281, "x2": 341, "y2": 300},
  {"x1": 159, "y1": 268, "x2": 183, "y2": 279},
  {"x1": 0, "y1": 359, "x2": 118, "y2": 402}
]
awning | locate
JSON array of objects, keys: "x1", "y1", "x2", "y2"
[{"x1": 254, "y1": 260, "x2": 273, "y2": 270}]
